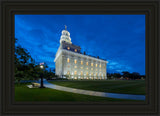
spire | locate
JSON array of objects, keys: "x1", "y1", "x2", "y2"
[{"x1": 65, "y1": 25, "x2": 67, "y2": 30}]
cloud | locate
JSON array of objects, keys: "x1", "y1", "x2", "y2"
[{"x1": 15, "y1": 14, "x2": 145, "y2": 74}]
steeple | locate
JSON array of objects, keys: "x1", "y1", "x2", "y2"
[
  {"x1": 65, "y1": 25, "x2": 67, "y2": 30},
  {"x1": 60, "y1": 25, "x2": 72, "y2": 44}
]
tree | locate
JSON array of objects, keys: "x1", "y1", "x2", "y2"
[
  {"x1": 131, "y1": 72, "x2": 140, "y2": 80},
  {"x1": 15, "y1": 45, "x2": 33, "y2": 65},
  {"x1": 122, "y1": 71, "x2": 130, "y2": 78},
  {"x1": 113, "y1": 73, "x2": 121, "y2": 78},
  {"x1": 14, "y1": 38, "x2": 36, "y2": 82}
]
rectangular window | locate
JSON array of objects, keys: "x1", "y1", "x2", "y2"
[
  {"x1": 74, "y1": 71, "x2": 77, "y2": 75},
  {"x1": 67, "y1": 71, "x2": 70, "y2": 75},
  {"x1": 74, "y1": 59, "x2": 77, "y2": 64},
  {"x1": 96, "y1": 64, "x2": 97, "y2": 67},
  {"x1": 67, "y1": 58, "x2": 70, "y2": 63},
  {"x1": 99, "y1": 64, "x2": 101, "y2": 68},
  {"x1": 81, "y1": 61, "x2": 83, "y2": 65},
  {"x1": 86, "y1": 62, "x2": 88, "y2": 65},
  {"x1": 91, "y1": 63, "x2": 93, "y2": 66},
  {"x1": 86, "y1": 72, "x2": 88, "y2": 75}
]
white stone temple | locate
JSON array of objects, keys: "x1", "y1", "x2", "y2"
[{"x1": 54, "y1": 26, "x2": 108, "y2": 80}]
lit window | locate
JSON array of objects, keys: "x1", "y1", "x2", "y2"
[
  {"x1": 74, "y1": 71, "x2": 77, "y2": 75},
  {"x1": 67, "y1": 47, "x2": 70, "y2": 50},
  {"x1": 99, "y1": 64, "x2": 101, "y2": 68},
  {"x1": 86, "y1": 72, "x2": 88, "y2": 75},
  {"x1": 86, "y1": 67, "x2": 88, "y2": 70},
  {"x1": 67, "y1": 71, "x2": 70, "y2": 75},
  {"x1": 91, "y1": 68, "x2": 93, "y2": 70},
  {"x1": 81, "y1": 61, "x2": 83, "y2": 65},
  {"x1": 74, "y1": 59, "x2": 77, "y2": 64},
  {"x1": 74, "y1": 66, "x2": 77, "y2": 68},
  {"x1": 86, "y1": 62, "x2": 88, "y2": 65},
  {"x1": 96, "y1": 64, "x2": 97, "y2": 67},
  {"x1": 75, "y1": 49, "x2": 77, "y2": 52},
  {"x1": 81, "y1": 67, "x2": 83, "y2": 69},
  {"x1": 81, "y1": 71, "x2": 83, "y2": 75},
  {"x1": 67, "y1": 58, "x2": 70, "y2": 63},
  {"x1": 91, "y1": 63, "x2": 93, "y2": 66}
]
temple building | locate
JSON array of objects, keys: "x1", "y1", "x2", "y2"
[{"x1": 54, "y1": 26, "x2": 108, "y2": 80}]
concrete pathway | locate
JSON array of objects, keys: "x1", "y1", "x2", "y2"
[{"x1": 41, "y1": 81, "x2": 145, "y2": 101}]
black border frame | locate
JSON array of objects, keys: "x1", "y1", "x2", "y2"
[{"x1": 0, "y1": 0, "x2": 159, "y2": 115}]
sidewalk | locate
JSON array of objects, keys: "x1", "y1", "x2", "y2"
[{"x1": 43, "y1": 81, "x2": 145, "y2": 101}]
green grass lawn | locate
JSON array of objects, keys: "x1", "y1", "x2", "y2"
[
  {"x1": 15, "y1": 83, "x2": 142, "y2": 102},
  {"x1": 49, "y1": 80, "x2": 146, "y2": 95}
]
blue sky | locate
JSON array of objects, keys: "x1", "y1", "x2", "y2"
[{"x1": 15, "y1": 14, "x2": 145, "y2": 75}]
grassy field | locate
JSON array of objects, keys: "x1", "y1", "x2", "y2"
[
  {"x1": 15, "y1": 83, "x2": 142, "y2": 102},
  {"x1": 49, "y1": 80, "x2": 146, "y2": 95}
]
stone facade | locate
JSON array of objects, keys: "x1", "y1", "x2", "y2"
[{"x1": 54, "y1": 26, "x2": 108, "y2": 80}]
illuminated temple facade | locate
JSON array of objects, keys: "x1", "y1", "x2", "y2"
[{"x1": 54, "y1": 26, "x2": 108, "y2": 80}]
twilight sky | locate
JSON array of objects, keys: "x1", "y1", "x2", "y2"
[{"x1": 15, "y1": 15, "x2": 145, "y2": 75}]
